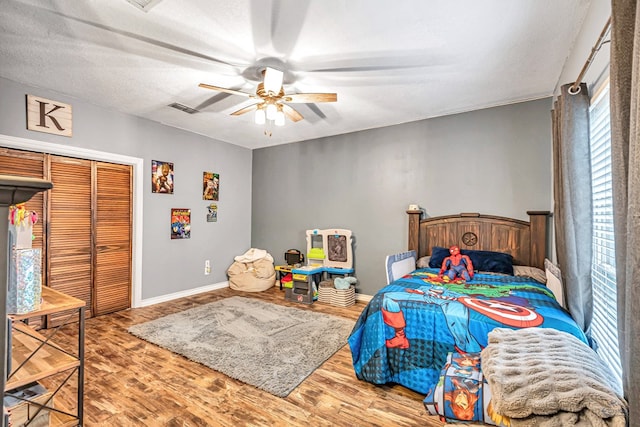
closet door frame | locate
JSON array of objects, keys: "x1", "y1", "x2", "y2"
[{"x1": 0, "y1": 134, "x2": 144, "y2": 307}]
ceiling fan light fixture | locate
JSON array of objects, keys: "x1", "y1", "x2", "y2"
[
  {"x1": 263, "y1": 67, "x2": 284, "y2": 95},
  {"x1": 266, "y1": 103, "x2": 277, "y2": 121},
  {"x1": 199, "y1": 65, "x2": 335, "y2": 127},
  {"x1": 255, "y1": 108, "x2": 266, "y2": 125}
]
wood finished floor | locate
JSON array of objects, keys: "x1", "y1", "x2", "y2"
[{"x1": 49, "y1": 286, "x2": 446, "y2": 426}]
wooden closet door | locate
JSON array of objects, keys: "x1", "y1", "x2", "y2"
[
  {"x1": 47, "y1": 155, "x2": 93, "y2": 318},
  {"x1": 2, "y1": 149, "x2": 132, "y2": 320},
  {"x1": 0, "y1": 149, "x2": 48, "y2": 327},
  {"x1": 0, "y1": 148, "x2": 46, "y2": 251},
  {"x1": 93, "y1": 162, "x2": 132, "y2": 315}
]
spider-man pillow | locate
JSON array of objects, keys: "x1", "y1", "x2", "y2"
[
  {"x1": 428, "y1": 247, "x2": 514, "y2": 275},
  {"x1": 423, "y1": 352, "x2": 510, "y2": 426}
]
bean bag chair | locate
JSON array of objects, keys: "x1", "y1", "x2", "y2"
[{"x1": 227, "y1": 248, "x2": 276, "y2": 292}]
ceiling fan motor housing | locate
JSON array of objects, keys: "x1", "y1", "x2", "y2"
[{"x1": 256, "y1": 82, "x2": 285, "y2": 99}]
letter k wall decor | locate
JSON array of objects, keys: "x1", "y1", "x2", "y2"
[{"x1": 26, "y1": 94, "x2": 73, "y2": 137}]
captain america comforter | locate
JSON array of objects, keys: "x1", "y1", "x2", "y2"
[{"x1": 348, "y1": 268, "x2": 587, "y2": 394}]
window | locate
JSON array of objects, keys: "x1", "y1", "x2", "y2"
[{"x1": 589, "y1": 81, "x2": 622, "y2": 388}]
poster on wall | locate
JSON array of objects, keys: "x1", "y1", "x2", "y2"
[
  {"x1": 171, "y1": 208, "x2": 191, "y2": 239},
  {"x1": 202, "y1": 171, "x2": 219, "y2": 201},
  {"x1": 206, "y1": 203, "x2": 218, "y2": 222},
  {"x1": 152, "y1": 160, "x2": 174, "y2": 194}
]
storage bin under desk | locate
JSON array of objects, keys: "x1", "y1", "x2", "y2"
[{"x1": 287, "y1": 267, "x2": 323, "y2": 304}]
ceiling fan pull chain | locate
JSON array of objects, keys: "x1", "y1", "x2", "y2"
[{"x1": 264, "y1": 120, "x2": 273, "y2": 137}]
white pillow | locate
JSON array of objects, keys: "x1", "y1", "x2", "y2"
[
  {"x1": 544, "y1": 258, "x2": 565, "y2": 307},
  {"x1": 416, "y1": 256, "x2": 431, "y2": 268},
  {"x1": 513, "y1": 265, "x2": 547, "y2": 284}
]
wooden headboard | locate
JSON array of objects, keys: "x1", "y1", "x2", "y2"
[{"x1": 407, "y1": 210, "x2": 550, "y2": 269}]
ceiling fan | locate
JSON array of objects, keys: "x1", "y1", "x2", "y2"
[{"x1": 198, "y1": 67, "x2": 337, "y2": 127}]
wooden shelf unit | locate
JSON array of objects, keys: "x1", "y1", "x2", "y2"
[{"x1": 5, "y1": 287, "x2": 85, "y2": 426}]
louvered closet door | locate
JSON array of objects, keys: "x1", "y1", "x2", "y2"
[
  {"x1": 0, "y1": 148, "x2": 46, "y2": 252},
  {"x1": 94, "y1": 162, "x2": 132, "y2": 315},
  {"x1": 47, "y1": 156, "x2": 93, "y2": 318},
  {"x1": 0, "y1": 149, "x2": 47, "y2": 327}
]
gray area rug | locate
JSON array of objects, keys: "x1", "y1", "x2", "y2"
[{"x1": 127, "y1": 296, "x2": 355, "y2": 397}]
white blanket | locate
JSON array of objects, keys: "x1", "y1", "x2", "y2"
[
  {"x1": 234, "y1": 247, "x2": 274, "y2": 263},
  {"x1": 481, "y1": 328, "x2": 627, "y2": 427}
]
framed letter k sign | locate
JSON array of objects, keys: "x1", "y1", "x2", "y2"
[{"x1": 26, "y1": 94, "x2": 73, "y2": 137}]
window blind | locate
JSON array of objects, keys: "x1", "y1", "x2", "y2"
[{"x1": 589, "y1": 82, "x2": 623, "y2": 388}]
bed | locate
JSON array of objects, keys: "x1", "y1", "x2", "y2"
[{"x1": 348, "y1": 210, "x2": 587, "y2": 398}]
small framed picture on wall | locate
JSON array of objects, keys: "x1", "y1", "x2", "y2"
[
  {"x1": 152, "y1": 160, "x2": 174, "y2": 194},
  {"x1": 206, "y1": 203, "x2": 217, "y2": 222},
  {"x1": 171, "y1": 208, "x2": 191, "y2": 239},
  {"x1": 202, "y1": 171, "x2": 219, "y2": 201}
]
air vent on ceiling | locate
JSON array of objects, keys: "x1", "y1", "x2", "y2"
[
  {"x1": 169, "y1": 103, "x2": 199, "y2": 114},
  {"x1": 125, "y1": 0, "x2": 164, "y2": 12}
]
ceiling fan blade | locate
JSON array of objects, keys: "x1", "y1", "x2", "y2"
[
  {"x1": 250, "y1": 1, "x2": 310, "y2": 57},
  {"x1": 199, "y1": 83, "x2": 254, "y2": 98},
  {"x1": 231, "y1": 103, "x2": 261, "y2": 116},
  {"x1": 43, "y1": 8, "x2": 248, "y2": 70},
  {"x1": 293, "y1": 50, "x2": 447, "y2": 74},
  {"x1": 284, "y1": 93, "x2": 337, "y2": 103},
  {"x1": 281, "y1": 104, "x2": 304, "y2": 122},
  {"x1": 306, "y1": 103, "x2": 328, "y2": 120},
  {"x1": 193, "y1": 92, "x2": 235, "y2": 111}
]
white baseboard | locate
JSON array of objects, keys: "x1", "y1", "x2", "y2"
[
  {"x1": 136, "y1": 281, "x2": 229, "y2": 308},
  {"x1": 136, "y1": 281, "x2": 372, "y2": 308}
]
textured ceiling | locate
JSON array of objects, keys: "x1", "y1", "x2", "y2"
[{"x1": 0, "y1": 0, "x2": 592, "y2": 149}]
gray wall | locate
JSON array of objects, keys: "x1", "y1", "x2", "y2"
[
  {"x1": 0, "y1": 74, "x2": 554, "y2": 301},
  {"x1": 252, "y1": 98, "x2": 553, "y2": 296},
  {"x1": 0, "y1": 76, "x2": 252, "y2": 301}
]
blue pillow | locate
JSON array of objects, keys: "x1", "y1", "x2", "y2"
[
  {"x1": 428, "y1": 246, "x2": 452, "y2": 269},
  {"x1": 428, "y1": 246, "x2": 514, "y2": 275}
]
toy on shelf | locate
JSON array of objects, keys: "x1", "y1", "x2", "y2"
[
  {"x1": 284, "y1": 249, "x2": 304, "y2": 266},
  {"x1": 334, "y1": 276, "x2": 357, "y2": 289},
  {"x1": 275, "y1": 249, "x2": 305, "y2": 291}
]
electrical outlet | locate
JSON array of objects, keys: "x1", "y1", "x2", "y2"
[{"x1": 205, "y1": 260, "x2": 211, "y2": 275}]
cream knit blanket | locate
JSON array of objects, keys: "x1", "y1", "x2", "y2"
[{"x1": 481, "y1": 328, "x2": 627, "y2": 427}]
